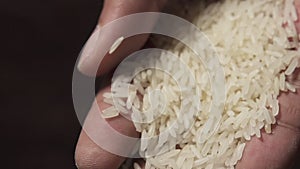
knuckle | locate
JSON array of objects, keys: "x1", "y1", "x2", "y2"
[{"x1": 75, "y1": 145, "x2": 102, "y2": 169}]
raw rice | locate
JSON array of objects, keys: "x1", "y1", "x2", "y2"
[
  {"x1": 104, "y1": 0, "x2": 300, "y2": 168},
  {"x1": 101, "y1": 106, "x2": 119, "y2": 119},
  {"x1": 133, "y1": 162, "x2": 142, "y2": 169},
  {"x1": 109, "y1": 36, "x2": 124, "y2": 54}
]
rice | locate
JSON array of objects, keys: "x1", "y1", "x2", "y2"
[
  {"x1": 285, "y1": 58, "x2": 299, "y2": 75},
  {"x1": 104, "y1": 0, "x2": 300, "y2": 168},
  {"x1": 109, "y1": 36, "x2": 124, "y2": 54},
  {"x1": 133, "y1": 162, "x2": 142, "y2": 169},
  {"x1": 101, "y1": 106, "x2": 119, "y2": 119}
]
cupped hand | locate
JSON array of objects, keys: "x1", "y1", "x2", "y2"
[
  {"x1": 75, "y1": 0, "x2": 167, "y2": 168},
  {"x1": 75, "y1": 1, "x2": 300, "y2": 169},
  {"x1": 236, "y1": 1, "x2": 300, "y2": 168}
]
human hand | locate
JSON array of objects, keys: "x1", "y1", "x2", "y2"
[
  {"x1": 75, "y1": 1, "x2": 300, "y2": 169},
  {"x1": 236, "y1": 1, "x2": 300, "y2": 168},
  {"x1": 77, "y1": 0, "x2": 167, "y2": 76},
  {"x1": 75, "y1": 0, "x2": 167, "y2": 168},
  {"x1": 236, "y1": 72, "x2": 300, "y2": 169}
]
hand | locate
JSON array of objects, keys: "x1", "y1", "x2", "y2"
[
  {"x1": 236, "y1": 2, "x2": 300, "y2": 168},
  {"x1": 75, "y1": 1, "x2": 300, "y2": 169},
  {"x1": 75, "y1": 0, "x2": 167, "y2": 168},
  {"x1": 77, "y1": 0, "x2": 167, "y2": 76},
  {"x1": 236, "y1": 71, "x2": 300, "y2": 168}
]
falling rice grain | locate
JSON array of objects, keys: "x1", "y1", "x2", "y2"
[{"x1": 109, "y1": 36, "x2": 124, "y2": 54}]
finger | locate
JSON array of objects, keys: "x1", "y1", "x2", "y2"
[
  {"x1": 75, "y1": 87, "x2": 140, "y2": 169},
  {"x1": 77, "y1": 0, "x2": 167, "y2": 76},
  {"x1": 237, "y1": 3, "x2": 300, "y2": 168},
  {"x1": 236, "y1": 89, "x2": 300, "y2": 169},
  {"x1": 236, "y1": 125, "x2": 300, "y2": 169}
]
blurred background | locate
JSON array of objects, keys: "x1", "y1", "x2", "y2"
[{"x1": 1, "y1": 0, "x2": 102, "y2": 168}]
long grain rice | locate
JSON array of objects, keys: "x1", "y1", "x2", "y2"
[
  {"x1": 107, "y1": 0, "x2": 300, "y2": 168},
  {"x1": 109, "y1": 36, "x2": 124, "y2": 54}
]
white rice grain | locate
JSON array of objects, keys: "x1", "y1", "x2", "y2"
[
  {"x1": 109, "y1": 36, "x2": 124, "y2": 54},
  {"x1": 101, "y1": 106, "x2": 119, "y2": 119},
  {"x1": 285, "y1": 58, "x2": 299, "y2": 75},
  {"x1": 106, "y1": 1, "x2": 300, "y2": 168}
]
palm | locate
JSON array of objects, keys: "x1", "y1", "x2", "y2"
[
  {"x1": 75, "y1": 1, "x2": 300, "y2": 169},
  {"x1": 237, "y1": 62, "x2": 300, "y2": 168}
]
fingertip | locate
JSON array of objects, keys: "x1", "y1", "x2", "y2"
[
  {"x1": 99, "y1": 0, "x2": 166, "y2": 26},
  {"x1": 77, "y1": 29, "x2": 149, "y2": 77},
  {"x1": 77, "y1": 0, "x2": 167, "y2": 77},
  {"x1": 77, "y1": 24, "x2": 100, "y2": 73}
]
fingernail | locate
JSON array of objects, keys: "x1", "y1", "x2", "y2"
[{"x1": 78, "y1": 25, "x2": 101, "y2": 71}]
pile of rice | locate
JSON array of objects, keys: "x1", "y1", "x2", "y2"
[{"x1": 102, "y1": 0, "x2": 300, "y2": 168}]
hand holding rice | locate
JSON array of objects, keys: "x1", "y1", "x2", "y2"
[
  {"x1": 75, "y1": 0, "x2": 300, "y2": 169},
  {"x1": 102, "y1": 0, "x2": 300, "y2": 168}
]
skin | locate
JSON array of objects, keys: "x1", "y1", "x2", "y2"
[{"x1": 75, "y1": 0, "x2": 300, "y2": 168}]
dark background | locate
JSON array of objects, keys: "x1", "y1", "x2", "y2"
[{"x1": 1, "y1": 0, "x2": 102, "y2": 168}]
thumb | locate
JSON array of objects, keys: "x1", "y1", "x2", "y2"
[{"x1": 77, "y1": 0, "x2": 167, "y2": 76}]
